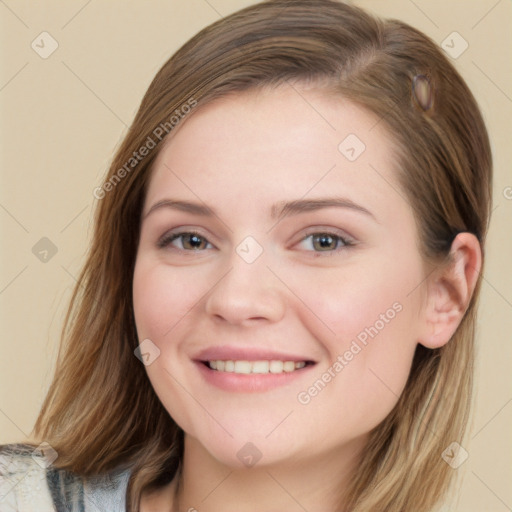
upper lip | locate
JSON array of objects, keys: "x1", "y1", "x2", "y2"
[{"x1": 194, "y1": 346, "x2": 317, "y2": 363}]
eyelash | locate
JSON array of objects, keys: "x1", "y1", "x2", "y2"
[
  {"x1": 157, "y1": 229, "x2": 354, "y2": 254},
  {"x1": 298, "y1": 231, "x2": 354, "y2": 253},
  {"x1": 157, "y1": 230, "x2": 212, "y2": 251}
]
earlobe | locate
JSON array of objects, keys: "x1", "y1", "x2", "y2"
[{"x1": 419, "y1": 233, "x2": 482, "y2": 349}]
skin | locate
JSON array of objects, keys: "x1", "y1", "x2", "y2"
[{"x1": 133, "y1": 84, "x2": 481, "y2": 511}]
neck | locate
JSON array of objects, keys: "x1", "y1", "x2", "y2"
[{"x1": 172, "y1": 434, "x2": 366, "y2": 512}]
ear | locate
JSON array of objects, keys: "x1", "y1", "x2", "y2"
[{"x1": 419, "y1": 232, "x2": 482, "y2": 349}]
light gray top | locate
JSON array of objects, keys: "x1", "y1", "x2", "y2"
[{"x1": 0, "y1": 444, "x2": 130, "y2": 511}]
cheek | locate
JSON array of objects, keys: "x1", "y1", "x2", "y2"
[
  {"x1": 132, "y1": 260, "x2": 206, "y2": 435},
  {"x1": 291, "y1": 257, "x2": 423, "y2": 433},
  {"x1": 292, "y1": 252, "x2": 423, "y2": 345},
  {"x1": 132, "y1": 261, "x2": 206, "y2": 340}
]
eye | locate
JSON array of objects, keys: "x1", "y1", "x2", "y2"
[
  {"x1": 158, "y1": 231, "x2": 213, "y2": 251},
  {"x1": 298, "y1": 232, "x2": 352, "y2": 252}
]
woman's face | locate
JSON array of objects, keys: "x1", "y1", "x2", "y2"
[{"x1": 133, "y1": 85, "x2": 428, "y2": 468}]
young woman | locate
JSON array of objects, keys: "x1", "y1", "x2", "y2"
[{"x1": 0, "y1": 1, "x2": 492, "y2": 511}]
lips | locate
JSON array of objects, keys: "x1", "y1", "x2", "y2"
[
  {"x1": 193, "y1": 346, "x2": 317, "y2": 392},
  {"x1": 194, "y1": 346, "x2": 316, "y2": 364}
]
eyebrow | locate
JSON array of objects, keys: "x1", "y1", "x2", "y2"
[
  {"x1": 271, "y1": 198, "x2": 376, "y2": 221},
  {"x1": 143, "y1": 197, "x2": 376, "y2": 222}
]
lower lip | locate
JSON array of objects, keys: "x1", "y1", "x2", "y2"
[{"x1": 195, "y1": 361, "x2": 315, "y2": 392}]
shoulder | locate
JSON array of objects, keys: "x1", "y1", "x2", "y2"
[{"x1": 0, "y1": 443, "x2": 130, "y2": 512}]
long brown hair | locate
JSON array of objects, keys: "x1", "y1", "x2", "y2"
[{"x1": 34, "y1": 1, "x2": 492, "y2": 510}]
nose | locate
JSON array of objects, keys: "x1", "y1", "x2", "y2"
[{"x1": 204, "y1": 253, "x2": 286, "y2": 326}]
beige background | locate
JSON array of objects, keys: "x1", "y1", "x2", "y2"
[{"x1": 1, "y1": 1, "x2": 511, "y2": 510}]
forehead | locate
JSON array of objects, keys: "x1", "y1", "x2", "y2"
[{"x1": 144, "y1": 85, "x2": 403, "y2": 218}]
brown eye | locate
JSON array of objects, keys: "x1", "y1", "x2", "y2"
[
  {"x1": 311, "y1": 233, "x2": 340, "y2": 251},
  {"x1": 181, "y1": 233, "x2": 209, "y2": 250},
  {"x1": 296, "y1": 231, "x2": 353, "y2": 253},
  {"x1": 158, "y1": 232, "x2": 212, "y2": 250}
]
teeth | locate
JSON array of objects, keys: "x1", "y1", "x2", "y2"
[
  {"x1": 234, "y1": 361, "x2": 251, "y2": 374},
  {"x1": 269, "y1": 360, "x2": 283, "y2": 373},
  {"x1": 283, "y1": 361, "x2": 296, "y2": 372},
  {"x1": 252, "y1": 361, "x2": 269, "y2": 373},
  {"x1": 207, "y1": 360, "x2": 308, "y2": 374}
]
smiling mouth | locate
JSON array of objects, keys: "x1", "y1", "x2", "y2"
[{"x1": 204, "y1": 360, "x2": 315, "y2": 374}]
